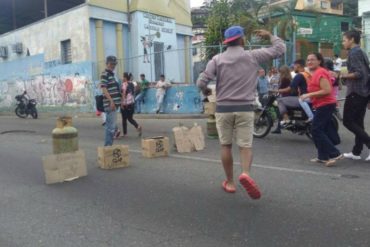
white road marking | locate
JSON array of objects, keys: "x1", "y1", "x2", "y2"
[{"x1": 129, "y1": 149, "x2": 342, "y2": 178}]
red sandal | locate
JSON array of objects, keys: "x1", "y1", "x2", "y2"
[
  {"x1": 239, "y1": 173, "x2": 261, "y2": 199},
  {"x1": 222, "y1": 181, "x2": 236, "y2": 193}
]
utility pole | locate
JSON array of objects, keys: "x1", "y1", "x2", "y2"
[
  {"x1": 12, "y1": 0, "x2": 17, "y2": 30},
  {"x1": 44, "y1": 0, "x2": 48, "y2": 18}
]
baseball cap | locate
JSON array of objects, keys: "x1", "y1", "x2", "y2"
[
  {"x1": 106, "y1": 56, "x2": 117, "y2": 64},
  {"x1": 223, "y1": 26, "x2": 244, "y2": 44}
]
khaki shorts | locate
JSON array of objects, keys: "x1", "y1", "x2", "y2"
[{"x1": 215, "y1": 112, "x2": 254, "y2": 148}]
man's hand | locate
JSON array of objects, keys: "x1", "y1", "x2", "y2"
[
  {"x1": 202, "y1": 88, "x2": 212, "y2": 96},
  {"x1": 254, "y1": 30, "x2": 272, "y2": 39},
  {"x1": 110, "y1": 101, "x2": 116, "y2": 111}
]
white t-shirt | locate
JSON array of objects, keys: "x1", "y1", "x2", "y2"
[
  {"x1": 156, "y1": 80, "x2": 171, "y2": 96},
  {"x1": 334, "y1": 57, "x2": 342, "y2": 72}
]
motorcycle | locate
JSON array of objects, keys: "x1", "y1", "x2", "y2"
[
  {"x1": 253, "y1": 93, "x2": 339, "y2": 139},
  {"x1": 15, "y1": 91, "x2": 38, "y2": 119}
]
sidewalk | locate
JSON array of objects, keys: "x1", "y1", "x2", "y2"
[{"x1": 0, "y1": 111, "x2": 207, "y2": 119}]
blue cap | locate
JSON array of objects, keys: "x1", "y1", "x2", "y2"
[{"x1": 223, "y1": 26, "x2": 244, "y2": 44}]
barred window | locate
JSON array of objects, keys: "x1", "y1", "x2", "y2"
[{"x1": 61, "y1": 39, "x2": 72, "y2": 64}]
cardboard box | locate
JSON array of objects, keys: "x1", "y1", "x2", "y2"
[
  {"x1": 98, "y1": 145, "x2": 130, "y2": 169},
  {"x1": 189, "y1": 124, "x2": 205, "y2": 151},
  {"x1": 204, "y1": 102, "x2": 216, "y2": 115},
  {"x1": 172, "y1": 126, "x2": 194, "y2": 153},
  {"x1": 42, "y1": 150, "x2": 87, "y2": 184},
  {"x1": 142, "y1": 136, "x2": 170, "y2": 158},
  {"x1": 172, "y1": 124, "x2": 206, "y2": 153}
]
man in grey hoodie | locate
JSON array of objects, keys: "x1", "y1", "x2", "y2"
[{"x1": 197, "y1": 26, "x2": 286, "y2": 199}]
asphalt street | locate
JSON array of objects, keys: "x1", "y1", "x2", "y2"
[{"x1": 0, "y1": 114, "x2": 370, "y2": 247}]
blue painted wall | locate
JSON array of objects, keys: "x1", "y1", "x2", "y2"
[{"x1": 138, "y1": 85, "x2": 202, "y2": 114}]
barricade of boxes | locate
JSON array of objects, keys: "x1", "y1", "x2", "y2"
[{"x1": 41, "y1": 119, "x2": 205, "y2": 185}]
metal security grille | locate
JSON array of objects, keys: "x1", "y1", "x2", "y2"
[
  {"x1": 61, "y1": 39, "x2": 72, "y2": 64},
  {"x1": 154, "y1": 42, "x2": 164, "y2": 81}
]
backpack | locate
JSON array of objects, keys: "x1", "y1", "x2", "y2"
[{"x1": 95, "y1": 95, "x2": 104, "y2": 112}]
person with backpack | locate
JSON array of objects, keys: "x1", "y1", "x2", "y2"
[
  {"x1": 341, "y1": 30, "x2": 370, "y2": 161},
  {"x1": 120, "y1": 72, "x2": 142, "y2": 137},
  {"x1": 100, "y1": 56, "x2": 121, "y2": 146}
]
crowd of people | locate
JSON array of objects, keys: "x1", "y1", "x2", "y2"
[
  {"x1": 197, "y1": 26, "x2": 370, "y2": 200},
  {"x1": 98, "y1": 56, "x2": 172, "y2": 145},
  {"x1": 97, "y1": 25, "x2": 370, "y2": 200}
]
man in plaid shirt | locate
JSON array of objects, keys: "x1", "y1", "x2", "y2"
[{"x1": 341, "y1": 30, "x2": 370, "y2": 161}]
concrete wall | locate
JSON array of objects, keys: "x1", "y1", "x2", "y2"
[
  {"x1": 0, "y1": 54, "x2": 94, "y2": 112},
  {"x1": 0, "y1": 5, "x2": 90, "y2": 63},
  {"x1": 0, "y1": 5, "x2": 95, "y2": 113},
  {"x1": 139, "y1": 85, "x2": 202, "y2": 114}
]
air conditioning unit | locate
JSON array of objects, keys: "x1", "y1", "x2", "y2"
[
  {"x1": 12, "y1": 43, "x2": 23, "y2": 54},
  {"x1": 0, "y1": 46, "x2": 8, "y2": 58}
]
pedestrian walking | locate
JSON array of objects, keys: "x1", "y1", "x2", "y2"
[
  {"x1": 340, "y1": 30, "x2": 370, "y2": 161},
  {"x1": 300, "y1": 53, "x2": 342, "y2": 166},
  {"x1": 155, "y1": 74, "x2": 171, "y2": 114},
  {"x1": 120, "y1": 72, "x2": 142, "y2": 137},
  {"x1": 197, "y1": 26, "x2": 286, "y2": 199},
  {"x1": 135, "y1": 73, "x2": 150, "y2": 113},
  {"x1": 100, "y1": 56, "x2": 121, "y2": 146}
]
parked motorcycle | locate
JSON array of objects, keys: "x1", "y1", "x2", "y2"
[
  {"x1": 15, "y1": 91, "x2": 38, "y2": 119},
  {"x1": 253, "y1": 93, "x2": 338, "y2": 139}
]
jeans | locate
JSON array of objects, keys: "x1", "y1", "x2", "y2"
[
  {"x1": 104, "y1": 107, "x2": 117, "y2": 146},
  {"x1": 298, "y1": 98, "x2": 314, "y2": 120},
  {"x1": 343, "y1": 93, "x2": 370, "y2": 155},
  {"x1": 135, "y1": 92, "x2": 145, "y2": 113},
  {"x1": 156, "y1": 93, "x2": 165, "y2": 112},
  {"x1": 312, "y1": 104, "x2": 341, "y2": 160},
  {"x1": 120, "y1": 104, "x2": 139, "y2": 135}
]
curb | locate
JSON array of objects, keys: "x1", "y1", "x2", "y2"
[{"x1": 0, "y1": 112, "x2": 207, "y2": 120}]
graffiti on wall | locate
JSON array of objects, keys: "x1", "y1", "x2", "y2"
[{"x1": 0, "y1": 73, "x2": 92, "y2": 108}]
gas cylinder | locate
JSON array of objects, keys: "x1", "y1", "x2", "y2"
[
  {"x1": 206, "y1": 115, "x2": 218, "y2": 138},
  {"x1": 52, "y1": 116, "x2": 78, "y2": 154}
]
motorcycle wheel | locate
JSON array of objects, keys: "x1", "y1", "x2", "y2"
[
  {"x1": 30, "y1": 108, "x2": 38, "y2": 119},
  {"x1": 15, "y1": 106, "x2": 28, "y2": 118},
  {"x1": 253, "y1": 111, "x2": 273, "y2": 138}
]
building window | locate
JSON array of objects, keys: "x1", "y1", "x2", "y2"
[
  {"x1": 321, "y1": 1, "x2": 329, "y2": 9},
  {"x1": 341, "y1": 22, "x2": 349, "y2": 32},
  {"x1": 61, "y1": 39, "x2": 72, "y2": 64}
]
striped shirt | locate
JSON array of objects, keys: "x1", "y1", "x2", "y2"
[{"x1": 100, "y1": 69, "x2": 121, "y2": 108}]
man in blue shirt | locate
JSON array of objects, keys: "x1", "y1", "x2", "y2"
[
  {"x1": 257, "y1": 68, "x2": 269, "y2": 106},
  {"x1": 273, "y1": 59, "x2": 311, "y2": 133}
]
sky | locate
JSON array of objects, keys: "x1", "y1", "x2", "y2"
[{"x1": 191, "y1": 0, "x2": 204, "y2": 7}]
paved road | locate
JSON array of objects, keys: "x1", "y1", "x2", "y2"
[{"x1": 0, "y1": 115, "x2": 370, "y2": 247}]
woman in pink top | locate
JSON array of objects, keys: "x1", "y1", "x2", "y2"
[
  {"x1": 120, "y1": 73, "x2": 142, "y2": 137},
  {"x1": 300, "y1": 53, "x2": 342, "y2": 166}
]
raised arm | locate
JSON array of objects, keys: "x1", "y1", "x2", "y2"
[{"x1": 250, "y1": 30, "x2": 286, "y2": 64}]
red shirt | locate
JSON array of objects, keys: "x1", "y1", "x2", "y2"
[{"x1": 307, "y1": 67, "x2": 336, "y2": 108}]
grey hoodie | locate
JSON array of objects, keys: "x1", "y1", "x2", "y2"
[{"x1": 197, "y1": 36, "x2": 286, "y2": 112}]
